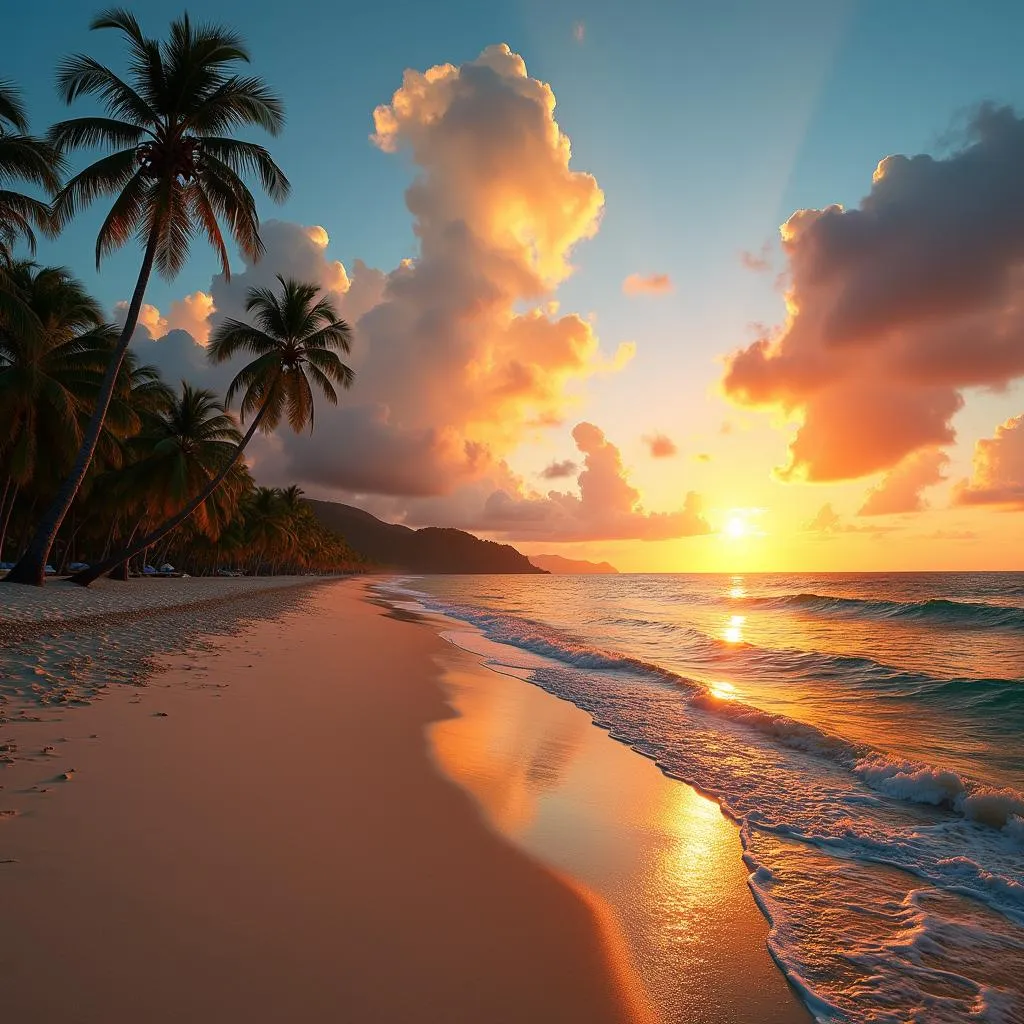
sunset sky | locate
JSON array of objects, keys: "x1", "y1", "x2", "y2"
[{"x1": 10, "y1": 0, "x2": 1024, "y2": 571}]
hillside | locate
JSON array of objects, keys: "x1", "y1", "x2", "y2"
[
  {"x1": 305, "y1": 500, "x2": 546, "y2": 574},
  {"x1": 529, "y1": 554, "x2": 619, "y2": 574}
]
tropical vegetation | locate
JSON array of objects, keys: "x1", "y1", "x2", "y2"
[{"x1": 0, "y1": 11, "x2": 365, "y2": 585}]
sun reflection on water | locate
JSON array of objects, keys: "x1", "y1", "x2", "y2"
[
  {"x1": 709, "y1": 680, "x2": 739, "y2": 700},
  {"x1": 723, "y1": 615, "x2": 745, "y2": 644}
]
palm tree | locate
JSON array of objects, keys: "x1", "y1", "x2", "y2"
[
  {"x1": 5, "y1": 9, "x2": 289, "y2": 585},
  {"x1": 0, "y1": 262, "x2": 114, "y2": 558},
  {"x1": 122, "y1": 382, "x2": 244, "y2": 538},
  {"x1": 0, "y1": 80, "x2": 62, "y2": 264},
  {"x1": 0, "y1": 80, "x2": 64, "y2": 336},
  {"x1": 69, "y1": 276, "x2": 353, "y2": 585}
]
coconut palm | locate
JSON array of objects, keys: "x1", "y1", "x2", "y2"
[
  {"x1": 122, "y1": 382, "x2": 244, "y2": 538},
  {"x1": 0, "y1": 80, "x2": 64, "y2": 337},
  {"x1": 0, "y1": 79, "x2": 63, "y2": 264},
  {"x1": 6, "y1": 8, "x2": 289, "y2": 585},
  {"x1": 69, "y1": 276, "x2": 353, "y2": 585},
  {"x1": 0, "y1": 262, "x2": 115, "y2": 557}
]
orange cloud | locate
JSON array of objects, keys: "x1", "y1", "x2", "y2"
[
  {"x1": 804, "y1": 503, "x2": 896, "y2": 539},
  {"x1": 146, "y1": 48, "x2": 628, "y2": 500},
  {"x1": 723, "y1": 106, "x2": 1024, "y2": 482},
  {"x1": 540, "y1": 459, "x2": 577, "y2": 479},
  {"x1": 117, "y1": 290, "x2": 215, "y2": 345},
  {"x1": 467, "y1": 422, "x2": 710, "y2": 541},
  {"x1": 954, "y1": 414, "x2": 1024, "y2": 507},
  {"x1": 643, "y1": 433, "x2": 678, "y2": 458},
  {"x1": 623, "y1": 272, "x2": 673, "y2": 297},
  {"x1": 858, "y1": 448, "x2": 949, "y2": 515}
]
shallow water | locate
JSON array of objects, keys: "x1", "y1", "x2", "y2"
[{"x1": 380, "y1": 573, "x2": 1024, "y2": 1023}]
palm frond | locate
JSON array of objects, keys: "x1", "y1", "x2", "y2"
[
  {"x1": 55, "y1": 53, "x2": 155, "y2": 124},
  {"x1": 198, "y1": 137, "x2": 289, "y2": 201},
  {"x1": 48, "y1": 116, "x2": 149, "y2": 152},
  {"x1": 0, "y1": 79, "x2": 29, "y2": 133}
]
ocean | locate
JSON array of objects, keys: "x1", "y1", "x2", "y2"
[{"x1": 379, "y1": 572, "x2": 1024, "y2": 1023}]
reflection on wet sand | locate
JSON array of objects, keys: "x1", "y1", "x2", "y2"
[{"x1": 429, "y1": 641, "x2": 810, "y2": 1024}]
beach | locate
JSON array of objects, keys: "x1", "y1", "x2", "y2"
[
  {"x1": 1, "y1": 577, "x2": 647, "y2": 1022},
  {"x1": 0, "y1": 575, "x2": 811, "y2": 1023}
]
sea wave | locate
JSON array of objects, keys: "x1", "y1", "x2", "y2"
[
  {"x1": 736, "y1": 592, "x2": 1024, "y2": 629},
  {"x1": 402, "y1": 593, "x2": 1024, "y2": 840}
]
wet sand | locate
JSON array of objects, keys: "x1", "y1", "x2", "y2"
[
  {"x1": 427, "y1": 627, "x2": 811, "y2": 1024},
  {"x1": 0, "y1": 579, "x2": 648, "y2": 1023}
]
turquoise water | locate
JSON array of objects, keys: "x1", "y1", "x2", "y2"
[{"x1": 381, "y1": 573, "x2": 1024, "y2": 1023}]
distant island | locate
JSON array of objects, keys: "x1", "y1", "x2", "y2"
[
  {"x1": 529, "y1": 554, "x2": 619, "y2": 575},
  {"x1": 305, "y1": 500, "x2": 546, "y2": 574}
]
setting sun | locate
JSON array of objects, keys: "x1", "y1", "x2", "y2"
[{"x1": 724, "y1": 515, "x2": 747, "y2": 539}]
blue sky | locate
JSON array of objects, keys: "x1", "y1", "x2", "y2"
[{"x1": 8, "y1": 0, "x2": 1024, "y2": 568}]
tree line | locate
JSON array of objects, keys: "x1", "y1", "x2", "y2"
[{"x1": 1, "y1": 8, "x2": 363, "y2": 585}]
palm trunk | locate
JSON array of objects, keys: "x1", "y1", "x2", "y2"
[
  {"x1": 0, "y1": 478, "x2": 17, "y2": 563},
  {"x1": 3, "y1": 227, "x2": 161, "y2": 586},
  {"x1": 70, "y1": 401, "x2": 271, "y2": 587}
]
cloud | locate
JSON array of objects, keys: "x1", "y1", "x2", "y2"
[
  {"x1": 739, "y1": 244, "x2": 772, "y2": 273},
  {"x1": 623, "y1": 272, "x2": 673, "y2": 297},
  {"x1": 464, "y1": 421, "x2": 711, "y2": 541},
  {"x1": 858, "y1": 448, "x2": 949, "y2": 516},
  {"x1": 118, "y1": 291, "x2": 215, "y2": 346},
  {"x1": 803, "y1": 503, "x2": 895, "y2": 539},
  {"x1": 723, "y1": 105, "x2": 1024, "y2": 482},
  {"x1": 643, "y1": 433, "x2": 678, "y2": 458},
  {"x1": 140, "y1": 46, "x2": 629, "y2": 502},
  {"x1": 954, "y1": 414, "x2": 1024, "y2": 507},
  {"x1": 573, "y1": 21, "x2": 585, "y2": 43},
  {"x1": 540, "y1": 459, "x2": 577, "y2": 479},
  {"x1": 918, "y1": 529, "x2": 978, "y2": 541}
]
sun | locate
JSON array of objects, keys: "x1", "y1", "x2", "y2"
[{"x1": 724, "y1": 515, "x2": 747, "y2": 539}]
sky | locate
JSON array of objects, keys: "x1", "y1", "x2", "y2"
[{"x1": 9, "y1": 0, "x2": 1024, "y2": 571}]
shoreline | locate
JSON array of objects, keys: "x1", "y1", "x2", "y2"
[
  {"x1": 384, "y1": 588, "x2": 811, "y2": 1024},
  {"x1": 0, "y1": 578, "x2": 650, "y2": 1022}
]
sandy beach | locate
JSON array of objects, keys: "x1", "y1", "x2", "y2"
[{"x1": 0, "y1": 578, "x2": 651, "y2": 1023}]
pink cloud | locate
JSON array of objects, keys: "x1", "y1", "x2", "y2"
[
  {"x1": 723, "y1": 106, "x2": 1024, "y2": 482},
  {"x1": 858, "y1": 448, "x2": 949, "y2": 516},
  {"x1": 623, "y1": 272, "x2": 673, "y2": 297}
]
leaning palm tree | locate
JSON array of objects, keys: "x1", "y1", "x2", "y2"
[
  {"x1": 69, "y1": 277, "x2": 353, "y2": 585},
  {"x1": 0, "y1": 263, "x2": 114, "y2": 557},
  {"x1": 5, "y1": 9, "x2": 289, "y2": 585}
]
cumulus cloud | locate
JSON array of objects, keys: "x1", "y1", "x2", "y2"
[
  {"x1": 138, "y1": 46, "x2": 630, "y2": 505},
  {"x1": 643, "y1": 432, "x2": 678, "y2": 458},
  {"x1": 465, "y1": 422, "x2": 710, "y2": 541},
  {"x1": 723, "y1": 105, "x2": 1024, "y2": 482},
  {"x1": 803, "y1": 503, "x2": 895, "y2": 538},
  {"x1": 858, "y1": 448, "x2": 949, "y2": 516},
  {"x1": 623, "y1": 272, "x2": 673, "y2": 297},
  {"x1": 118, "y1": 291, "x2": 215, "y2": 345},
  {"x1": 540, "y1": 459, "x2": 577, "y2": 479},
  {"x1": 955, "y1": 414, "x2": 1024, "y2": 507}
]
